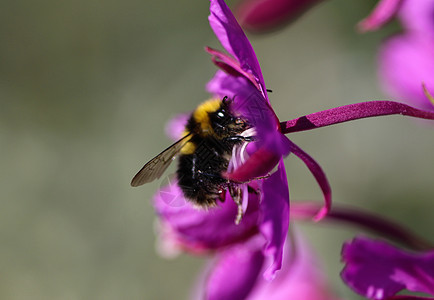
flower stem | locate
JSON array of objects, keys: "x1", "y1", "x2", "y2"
[{"x1": 291, "y1": 201, "x2": 433, "y2": 251}]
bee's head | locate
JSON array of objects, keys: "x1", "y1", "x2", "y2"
[
  {"x1": 209, "y1": 96, "x2": 249, "y2": 137},
  {"x1": 193, "y1": 97, "x2": 249, "y2": 137}
]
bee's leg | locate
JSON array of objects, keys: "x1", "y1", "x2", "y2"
[
  {"x1": 197, "y1": 170, "x2": 222, "y2": 178},
  {"x1": 252, "y1": 174, "x2": 271, "y2": 180},
  {"x1": 196, "y1": 170, "x2": 227, "y2": 203},
  {"x1": 223, "y1": 136, "x2": 256, "y2": 143},
  {"x1": 190, "y1": 156, "x2": 198, "y2": 180},
  {"x1": 242, "y1": 136, "x2": 256, "y2": 142},
  {"x1": 228, "y1": 173, "x2": 272, "y2": 185},
  {"x1": 229, "y1": 185, "x2": 243, "y2": 225}
]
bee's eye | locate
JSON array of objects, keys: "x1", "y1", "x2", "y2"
[{"x1": 217, "y1": 111, "x2": 225, "y2": 118}]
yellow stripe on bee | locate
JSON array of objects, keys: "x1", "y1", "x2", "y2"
[
  {"x1": 179, "y1": 130, "x2": 196, "y2": 155},
  {"x1": 193, "y1": 99, "x2": 222, "y2": 135},
  {"x1": 180, "y1": 141, "x2": 196, "y2": 155}
]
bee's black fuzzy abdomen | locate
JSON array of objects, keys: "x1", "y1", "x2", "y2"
[{"x1": 177, "y1": 136, "x2": 233, "y2": 206}]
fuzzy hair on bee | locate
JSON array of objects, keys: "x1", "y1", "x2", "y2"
[{"x1": 131, "y1": 97, "x2": 253, "y2": 220}]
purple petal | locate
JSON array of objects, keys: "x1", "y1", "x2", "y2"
[
  {"x1": 259, "y1": 160, "x2": 290, "y2": 280},
  {"x1": 357, "y1": 0, "x2": 402, "y2": 32},
  {"x1": 207, "y1": 69, "x2": 246, "y2": 98},
  {"x1": 206, "y1": 238, "x2": 265, "y2": 300},
  {"x1": 236, "y1": 0, "x2": 324, "y2": 33},
  {"x1": 153, "y1": 180, "x2": 260, "y2": 252},
  {"x1": 209, "y1": 0, "x2": 267, "y2": 97},
  {"x1": 200, "y1": 230, "x2": 341, "y2": 300},
  {"x1": 287, "y1": 140, "x2": 331, "y2": 220},
  {"x1": 248, "y1": 229, "x2": 341, "y2": 300},
  {"x1": 280, "y1": 101, "x2": 434, "y2": 134},
  {"x1": 207, "y1": 70, "x2": 278, "y2": 129},
  {"x1": 205, "y1": 46, "x2": 261, "y2": 91},
  {"x1": 398, "y1": 0, "x2": 434, "y2": 39},
  {"x1": 341, "y1": 236, "x2": 434, "y2": 299},
  {"x1": 165, "y1": 113, "x2": 189, "y2": 141},
  {"x1": 379, "y1": 35, "x2": 434, "y2": 111}
]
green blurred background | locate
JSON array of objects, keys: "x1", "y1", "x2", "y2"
[{"x1": 1, "y1": 0, "x2": 432, "y2": 299}]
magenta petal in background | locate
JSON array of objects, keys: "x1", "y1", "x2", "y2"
[
  {"x1": 398, "y1": 0, "x2": 434, "y2": 39},
  {"x1": 200, "y1": 229, "x2": 341, "y2": 300},
  {"x1": 379, "y1": 35, "x2": 434, "y2": 111},
  {"x1": 341, "y1": 236, "x2": 434, "y2": 299},
  {"x1": 206, "y1": 239, "x2": 265, "y2": 300},
  {"x1": 358, "y1": 0, "x2": 402, "y2": 32},
  {"x1": 236, "y1": 0, "x2": 323, "y2": 33},
  {"x1": 259, "y1": 160, "x2": 290, "y2": 280},
  {"x1": 248, "y1": 230, "x2": 341, "y2": 300}
]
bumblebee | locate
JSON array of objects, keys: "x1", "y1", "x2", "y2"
[{"x1": 131, "y1": 97, "x2": 253, "y2": 213}]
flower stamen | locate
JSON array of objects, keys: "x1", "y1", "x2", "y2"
[{"x1": 422, "y1": 83, "x2": 434, "y2": 106}]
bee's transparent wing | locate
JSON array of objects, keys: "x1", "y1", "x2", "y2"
[{"x1": 131, "y1": 134, "x2": 192, "y2": 187}]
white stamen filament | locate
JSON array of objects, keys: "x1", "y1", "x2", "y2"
[{"x1": 229, "y1": 127, "x2": 257, "y2": 221}]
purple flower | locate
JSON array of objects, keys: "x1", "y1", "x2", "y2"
[
  {"x1": 341, "y1": 236, "x2": 434, "y2": 300},
  {"x1": 207, "y1": 0, "x2": 334, "y2": 211},
  {"x1": 205, "y1": 0, "x2": 336, "y2": 279},
  {"x1": 150, "y1": 0, "x2": 434, "y2": 298},
  {"x1": 155, "y1": 0, "x2": 332, "y2": 285}
]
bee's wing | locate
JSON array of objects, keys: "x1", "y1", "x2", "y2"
[{"x1": 131, "y1": 134, "x2": 192, "y2": 187}]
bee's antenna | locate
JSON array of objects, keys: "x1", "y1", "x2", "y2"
[
  {"x1": 222, "y1": 95, "x2": 233, "y2": 106},
  {"x1": 266, "y1": 89, "x2": 273, "y2": 93}
]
